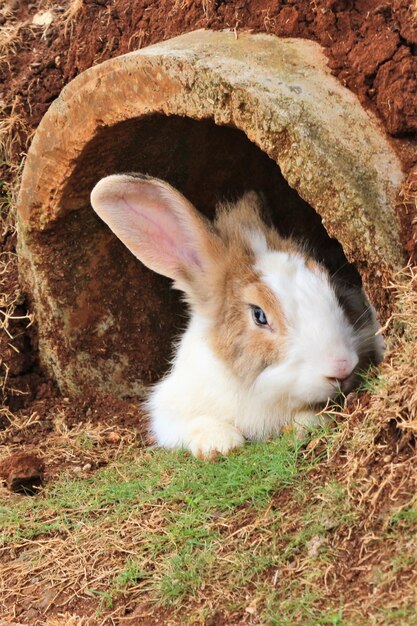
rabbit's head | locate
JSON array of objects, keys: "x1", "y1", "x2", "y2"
[{"x1": 91, "y1": 174, "x2": 382, "y2": 407}]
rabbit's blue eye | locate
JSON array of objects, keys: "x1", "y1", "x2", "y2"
[{"x1": 251, "y1": 305, "x2": 268, "y2": 327}]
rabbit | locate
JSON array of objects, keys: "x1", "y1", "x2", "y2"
[{"x1": 90, "y1": 173, "x2": 384, "y2": 458}]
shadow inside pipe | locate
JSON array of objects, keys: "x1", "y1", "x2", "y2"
[{"x1": 36, "y1": 114, "x2": 362, "y2": 395}]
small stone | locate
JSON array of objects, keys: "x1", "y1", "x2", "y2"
[
  {"x1": 307, "y1": 534, "x2": 327, "y2": 557},
  {"x1": 25, "y1": 608, "x2": 38, "y2": 621},
  {"x1": 106, "y1": 431, "x2": 121, "y2": 444},
  {"x1": 32, "y1": 9, "x2": 54, "y2": 26},
  {"x1": 306, "y1": 437, "x2": 321, "y2": 450},
  {"x1": 82, "y1": 463, "x2": 92, "y2": 472},
  {"x1": 0, "y1": 452, "x2": 45, "y2": 495},
  {"x1": 36, "y1": 588, "x2": 56, "y2": 610}
]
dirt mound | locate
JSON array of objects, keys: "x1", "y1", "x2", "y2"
[
  {"x1": 0, "y1": 451, "x2": 44, "y2": 493},
  {"x1": 2, "y1": 1, "x2": 416, "y2": 143}
]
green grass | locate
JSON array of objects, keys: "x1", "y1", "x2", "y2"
[
  {"x1": 356, "y1": 367, "x2": 387, "y2": 394},
  {"x1": 388, "y1": 506, "x2": 417, "y2": 530},
  {"x1": 1, "y1": 435, "x2": 306, "y2": 543},
  {"x1": 3, "y1": 428, "x2": 413, "y2": 624},
  {"x1": 372, "y1": 606, "x2": 417, "y2": 626},
  {"x1": 1, "y1": 433, "x2": 351, "y2": 621},
  {"x1": 266, "y1": 597, "x2": 348, "y2": 626}
]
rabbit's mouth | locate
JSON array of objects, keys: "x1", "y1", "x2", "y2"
[
  {"x1": 340, "y1": 372, "x2": 360, "y2": 395},
  {"x1": 325, "y1": 371, "x2": 359, "y2": 399}
]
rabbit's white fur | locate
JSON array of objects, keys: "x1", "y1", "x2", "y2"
[
  {"x1": 149, "y1": 250, "x2": 359, "y2": 457},
  {"x1": 91, "y1": 174, "x2": 383, "y2": 458}
]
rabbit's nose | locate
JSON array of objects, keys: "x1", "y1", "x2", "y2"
[{"x1": 325, "y1": 357, "x2": 357, "y2": 383}]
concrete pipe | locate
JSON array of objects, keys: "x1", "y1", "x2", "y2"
[{"x1": 17, "y1": 30, "x2": 405, "y2": 397}]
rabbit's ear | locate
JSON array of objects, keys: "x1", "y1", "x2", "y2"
[{"x1": 91, "y1": 174, "x2": 221, "y2": 288}]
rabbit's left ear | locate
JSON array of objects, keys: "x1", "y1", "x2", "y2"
[{"x1": 91, "y1": 174, "x2": 222, "y2": 291}]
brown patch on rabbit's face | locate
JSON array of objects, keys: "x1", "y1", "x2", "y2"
[
  {"x1": 306, "y1": 258, "x2": 322, "y2": 273},
  {"x1": 209, "y1": 247, "x2": 287, "y2": 384}
]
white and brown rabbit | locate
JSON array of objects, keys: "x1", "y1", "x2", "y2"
[{"x1": 91, "y1": 174, "x2": 383, "y2": 458}]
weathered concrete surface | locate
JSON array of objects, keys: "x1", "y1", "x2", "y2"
[{"x1": 17, "y1": 30, "x2": 405, "y2": 397}]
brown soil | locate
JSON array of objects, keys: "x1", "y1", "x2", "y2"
[
  {"x1": 3, "y1": 1, "x2": 417, "y2": 145},
  {"x1": 0, "y1": 450, "x2": 44, "y2": 493},
  {"x1": 1, "y1": 1, "x2": 416, "y2": 622}
]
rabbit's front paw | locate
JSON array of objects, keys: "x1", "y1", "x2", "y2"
[{"x1": 188, "y1": 417, "x2": 245, "y2": 459}]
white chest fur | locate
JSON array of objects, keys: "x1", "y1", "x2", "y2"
[{"x1": 148, "y1": 315, "x2": 305, "y2": 455}]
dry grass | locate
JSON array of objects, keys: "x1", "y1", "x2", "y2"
[
  {"x1": 0, "y1": 418, "x2": 146, "y2": 623},
  {"x1": 319, "y1": 264, "x2": 417, "y2": 621},
  {"x1": 0, "y1": 104, "x2": 30, "y2": 228},
  {"x1": 0, "y1": 0, "x2": 69, "y2": 78},
  {"x1": 398, "y1": 166, "x2": 417, "y2": 261},
  {"x1": 332, "y1": 264, "x2": 417, "y2": 509},
  {"x1": 62, "y1": 0, "x2": 84, "y2": 38},
  {"x1": 0, "y1": 435, "x2": 318, "y2": 624},
  {"x1": 0, "y1": 391, "x2": 145, "y2": 466},
  {"x1": 0, "y1": 5, "x2": 22, "y2": 67},
  {"x1": 0, "y1": 263, "x2": 416, "y2": 624},
  {"x1": 0, "y1": 5, "x2": 47, "y2": 70},
  {"x1": 0, "y1": 101, "x2": 33, "y2": 401}
]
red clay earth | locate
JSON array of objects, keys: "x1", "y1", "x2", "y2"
[
  {"x1": 0, "y1": 450, "x2": 44, "y2": 493},
  {"x1": 3, "y1": 0, "x2": 417, "y2": 143},
  {"x1": 0, "y1": 1, "x2": 416, "y2": 471}
]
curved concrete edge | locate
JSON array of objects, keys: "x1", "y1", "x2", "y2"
[{"x1": 17, "y1": 29, "x2": 405, "y2": 275}]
